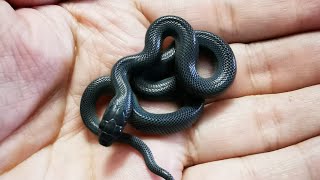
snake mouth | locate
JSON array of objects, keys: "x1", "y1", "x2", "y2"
[{"x1": 98, "y1": 131, "x2": 117, "y2": 147}]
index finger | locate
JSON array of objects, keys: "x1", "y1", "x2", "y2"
[{"x1": 138, "y1": 0, "x2": 320, "y2": 43}]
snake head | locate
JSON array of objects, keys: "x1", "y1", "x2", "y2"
[
  {"x1": 98, "y1": 118, "x2": 123, "y2": 146},
  {"x1": 98, "y1": 103, "x2": 126, "y2": 147}
]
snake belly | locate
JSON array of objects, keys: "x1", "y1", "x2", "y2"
[{"x1": 80, "y1": 15, "x2": 236, "y2": 180}]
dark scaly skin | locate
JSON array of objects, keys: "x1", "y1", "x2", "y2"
[{"x1": 80, "y1": 16, "x2": 236, "y2": 180}]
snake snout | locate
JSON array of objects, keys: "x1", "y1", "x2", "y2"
[
  {"x1": 99, "y1": 131, "x2": 115, "y2": 147},
  {"x1": 98, "y1": 118, "x2": 123, "y2": 147}
]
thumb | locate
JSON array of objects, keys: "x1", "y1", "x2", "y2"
[{"x1": 5, "y1": 0, "x2": 61, "y2": 8}]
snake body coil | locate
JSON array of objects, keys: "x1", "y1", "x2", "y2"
[{"x1": 80, "y1": 16, "x2": 236, "y2": 180}]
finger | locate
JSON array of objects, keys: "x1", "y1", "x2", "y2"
[
  {"x1": 183, "y1": 136, "x2": 320, "y2": 180},
  {"x1": 0, "y1": 1, "x2": 15, "y2": 17},
  {"x1": 184, "y1": 85, "x2": 320, "y2": 166},
  {"x1": 138, "y1": 0, "x2": 320, "y2": 42},
  {"x1": 218, "y1": 31, "x2": 320, "y2": 100},
  {"x1": 5, "y1": 0, "x2": 60, "y2": 8}
]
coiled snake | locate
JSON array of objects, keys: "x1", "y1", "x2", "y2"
[{"x1": 80, "y1": 15, "x2": 236, "y2": 180}]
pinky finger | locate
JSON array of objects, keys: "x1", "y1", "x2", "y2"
[{"x1": 183, "y1": 136, "x2": 320, "y2": 180}]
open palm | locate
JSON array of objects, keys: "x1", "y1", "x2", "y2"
[{"x1": 1, "y1": 0, "x2": 320, "y2": 179}]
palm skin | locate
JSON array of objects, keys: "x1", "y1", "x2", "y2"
[{"x1": 0, "y1": 0, "x2": 320, "y2": 180}]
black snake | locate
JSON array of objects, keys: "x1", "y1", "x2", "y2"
[{"x1": 80, "y1": 15, "x2": 237, "y2": 180}]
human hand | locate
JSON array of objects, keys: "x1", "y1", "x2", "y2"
[{"x1": 1, "y1": 0, "x2": 319, "y2": 179}]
